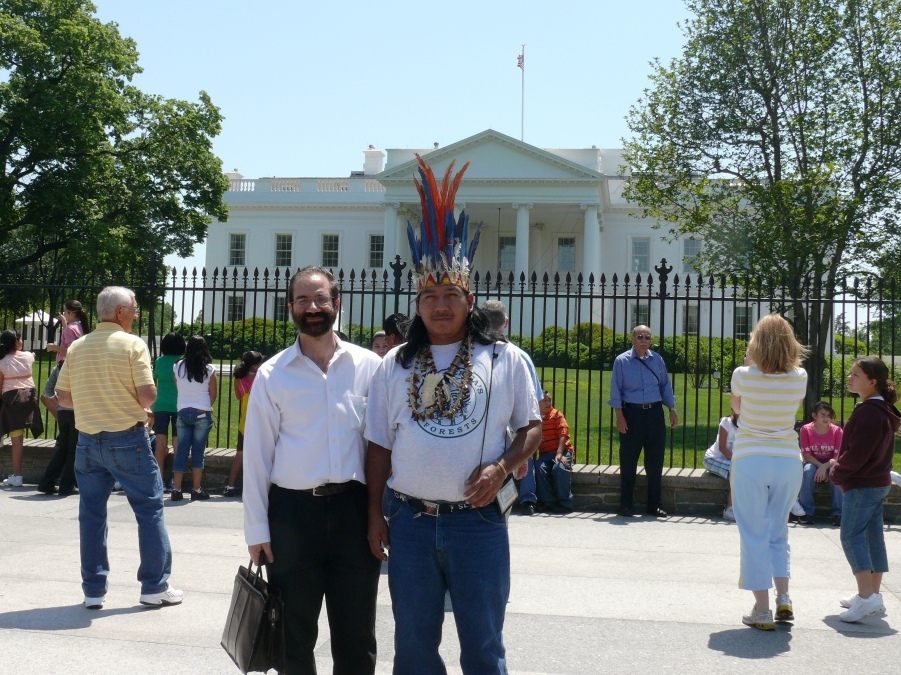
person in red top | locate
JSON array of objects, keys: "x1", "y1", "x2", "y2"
[
  {"x1": 797, "y1": 401, "x2": 843, "y2": 525},
  {"x1": 830, "y1": 356, "x2": 901, "y2": 623},
  {"x1": 535, "y1": 392, "x2": 575, "y2": 513}
]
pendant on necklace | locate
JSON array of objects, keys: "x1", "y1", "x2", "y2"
[{"x1": 421, "y1": 373, "x2": 444, "y2": 407}]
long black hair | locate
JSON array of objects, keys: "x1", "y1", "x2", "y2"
[
  {"x1": 177, "y1": 335, "x2": 213, "y2": 382},
  {"x1": 0, "y1": 329, "x2": 19, "y2": 359},
  {"x1": 396, "y1": 306, "x2": 504, "y2": 368},
  {"x1": 234, "y1": 351, "x2": 264, "y2": 379},
  {"x1": 64, "y1": 299, "x2": 92, "y2": 335}
]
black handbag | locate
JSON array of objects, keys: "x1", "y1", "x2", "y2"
[{"x1": 221, "y1": 558, "x2": 284, "y2": 674}]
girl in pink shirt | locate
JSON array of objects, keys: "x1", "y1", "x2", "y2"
[{"x1": 797, "y1": 401, "x2": 843, "y2": 525}]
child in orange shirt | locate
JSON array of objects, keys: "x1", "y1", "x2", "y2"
[{"x1": 535, "y1": 392, "x2": 575, "y2": 514}]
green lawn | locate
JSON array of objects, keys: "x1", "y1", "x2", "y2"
[{"x1": 28, "y1": 357, "x2": 901, "y2": 471}]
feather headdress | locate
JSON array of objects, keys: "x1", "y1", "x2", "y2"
[{"x1": 406, "y1": 153, "x2": 483, "y2": 294}]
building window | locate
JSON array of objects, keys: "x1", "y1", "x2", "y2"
[
  {"x1": 734, "y1": 306, "x2": 752, "y2": 341},
  {"x1": 631, "y1": 238, "x2": 650, "y2": 273},
  {"x1": 683, "y1": 304, "x2": 700, "y2": 336},
  {"x1": 558, "y1": 237, "x2": 576, "y2": 273},
  {"x1": 321, "y1": 234, "x2": 340, "y2": 268},
  {"x1": 369, "y1": 234, "x2": 384, "y2": 269},
  {"x1": 275, "y1": 234, "x2": 293, "y2": 268},
  {"x1": 498, "y1": 236, "x2": 516, "y2": 272},
  {"x1": 274, "y1": 294, "x2": 287, "y2": 323},
  {"x1": 630, "y1": 303, "x2": 650, "y2": 328},
  {"x1": 683, "y1": 238, "x2": 703, "y2": 273},
  {"x1": 227, "y1": 296, "x2": 245, "y2": 322},
  {"x1": 229, "y1": 233, "x2": 246, "y2": 267}
]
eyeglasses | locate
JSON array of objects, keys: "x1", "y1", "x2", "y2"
[
  {"x1": 292, "y1": 294, "x2": 335, "y2": 309},
  {"x1": 634, "y1": 334, "x2": 652, "y2": 340}
]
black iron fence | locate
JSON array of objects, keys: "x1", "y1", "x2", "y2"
[{"x1": 2, "y1": 258, "x2": 899, "y2": 468}]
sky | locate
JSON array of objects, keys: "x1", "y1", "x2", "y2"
[{"x1": 91, "y1": 0, "x2": 692, "y2": 271}]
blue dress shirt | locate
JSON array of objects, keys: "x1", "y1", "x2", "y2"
[{"x1": 608, "y1": 348, "x2": 676, "y2": 410}]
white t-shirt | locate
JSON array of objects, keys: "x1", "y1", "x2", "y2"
[
  {"x1": 705, "y1": 416, "x2": 738, "y2": 461},
  {"x1": 174, "y1": 361, "x2": 215, "y2": 411},
  {"x1": 365, "y1": 340, "x2": 540, "y2": 502}
]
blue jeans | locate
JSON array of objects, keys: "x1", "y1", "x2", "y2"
[
  {"x1": 517, "y1": 458, "x2": 536, "y2": 504},
  {"x1": 535, "y1": 451, "x2": 573, "y2": 508},
  {"x1": 840, "y1": 486, "x2": 891, "y2": 574},
  {"x1": 799, "y1": 462, "x2": 843, "y2": 517},
  {"x1": 386, "y1": 493, "x2": 510, "y2": 675},
  {"x1": 173, "y1": 408, "x2": 213, "y2": 473},
  {"x1": 75, "y1": 425, "x2": 171, "y2": 597}
]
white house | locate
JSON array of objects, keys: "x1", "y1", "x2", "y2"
[{"x1": 204, "y1": 129, "x2": 753, "y2": 338}]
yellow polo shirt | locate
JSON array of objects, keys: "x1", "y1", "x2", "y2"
[{"x1": 57, "y1": 322, "x2": 154, "y2": 434}]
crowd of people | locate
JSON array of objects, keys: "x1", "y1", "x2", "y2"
[{"x1": 2, "y1": 158, "x2": 901, "y2": 673}]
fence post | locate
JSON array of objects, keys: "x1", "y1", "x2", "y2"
[
  {"x1": 655, "y1": 258, "x2": 673, "y2": 347},
  {"x1": 389, "y1": 254, "x2": 406, "y2": 314}
]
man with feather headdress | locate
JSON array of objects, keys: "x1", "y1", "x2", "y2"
[{"x1": 364, "y1": 156, "x2": 541, "y2": 674}]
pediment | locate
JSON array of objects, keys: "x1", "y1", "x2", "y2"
[{"x1": 377, "y1": 129, "x2": 604, "y2": 184}]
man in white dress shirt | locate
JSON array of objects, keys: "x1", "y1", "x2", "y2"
[{"x1": 243, "y1": 266, "x2": 382, "y2": 675}]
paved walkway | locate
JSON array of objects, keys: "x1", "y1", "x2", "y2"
[{"x1": 0, "y1": 486, "x2": 898, "y2": 674}]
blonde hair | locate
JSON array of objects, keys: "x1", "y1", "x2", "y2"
[{"x1": 746, "y1": 314, "x2": 808, "y2": 374}]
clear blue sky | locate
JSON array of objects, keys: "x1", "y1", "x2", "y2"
[{"x1": 92, "y1": 0, "x2": 692, "y2": 269}]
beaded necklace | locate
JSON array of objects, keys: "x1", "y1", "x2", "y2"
[{"x1": 407, "y1": 337, "x2": 474, "y2": 422}]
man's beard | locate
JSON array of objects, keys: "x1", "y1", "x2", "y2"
[{"x1": 292, "y1": 306, "x2": 337, "y2": 337}]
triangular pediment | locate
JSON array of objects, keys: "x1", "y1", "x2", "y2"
[{"x1": 377, "y1": 129, "x2": 604, "y2": 183}]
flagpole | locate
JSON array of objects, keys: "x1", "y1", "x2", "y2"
[{"x1": 520, "y1": 44, "x2": 525, "y2": 141}]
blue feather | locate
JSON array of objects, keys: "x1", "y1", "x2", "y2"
[
  {"x1": 466, "y1": 222, "x2": 483, "y2": 262},
  {"x1": 420, "y1": 220, "x2": 427, "y2": 260},
  {"x1": 406, "y1": 221, "x2": 420, "y2": 266},
  {"x1": 460, "y1": 214, "x2": 469, "y2": 263},
  {"x1": 444, "y1": 211, "x2": 455, "y2": 260},
  {"x1": 419, "y1": 169, "x2": 439, "y2": 246}
]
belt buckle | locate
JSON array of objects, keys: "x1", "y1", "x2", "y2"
[
  {"x1": 312, "y1": 485, "x2": 327, "y2": 497},
  {"x1": 422, "y1": 500, "x2": 439, "y2": 516}
]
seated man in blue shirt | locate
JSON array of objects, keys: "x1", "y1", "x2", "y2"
[{"x1": 609, "y1": 325, "x2": 678, "y2": 518}]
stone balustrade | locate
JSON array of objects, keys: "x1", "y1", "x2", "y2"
[{"x1": 228, "y1": 177, "x2": 386, "y2": 193}]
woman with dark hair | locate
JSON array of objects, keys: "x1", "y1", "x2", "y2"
[
  {"x1": 0, "y1": 330, "x2": 43, "y2": 487},
  {"x1": 223, "y1": 350, "x2": 264, "y2": 497},
  {"x1": 830, "y1": 356, "x2": 901, "y2": 622},
  {"x1": 153, "y1": 332, "x2": 186, "y2": 489},
  {"x1": 42, "y1": 299, "x2": 91, "y2": 419},
  {"x1": 171, "y1": 335, "x2": 217, "y2": 502}
]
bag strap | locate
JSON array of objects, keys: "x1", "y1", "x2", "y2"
[{"x1": 635, "y1": 353, "x2": 661, "y2": 384}]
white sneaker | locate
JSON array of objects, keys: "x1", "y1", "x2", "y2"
[
  {"x1": 839, "y1": 593, "x2": 859, "y2": 609},
  {"x1": 891, "y1": 471, "x2": 901, "y2": 488},
  {"x1": 775, "y1": 593, "x2": 794, "y2": 621},
  {"x1": 839, "y1": 593, "x2": 886, "y2": 622},
  {"x1": 139, "y1": 585, "x2": 184, "y2": 606},
  {"x1": 84, "y1": 595, "x2": 105, "y2": 609},
  {"x1": 790, "y1": 500, "x2": 806, "y2": 517},
  {"x1": 742, "y1": 604, "x2": 775, "y2": 630},
  {"x1": 723, "y1": 506, "x2": 736, "y2": 521},
  {"x1": 1, "y1": 474, "x2": 23, "y2": 487}
]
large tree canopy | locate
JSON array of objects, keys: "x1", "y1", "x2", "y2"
[
  {"x1": 0, "y1": 0, "x2": 228, "y2": 276},
  {"x1": 623, "y1": 0, "x2": 901, "y2": 405}
]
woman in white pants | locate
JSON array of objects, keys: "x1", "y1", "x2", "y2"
[{"x1": 730, "y1": 314, "x2": 808, "y2": 631}]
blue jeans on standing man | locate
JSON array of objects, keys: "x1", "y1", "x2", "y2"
[
  {"x1": 174, "y1": 408, "x2": 213, "y2": 472},
  {"x1": 799, "y1": 462, "x2": 843, "y2": 518},
  {"x1": 386, "y1": 492, "x2": 510, "y2": 675},
  {"x1": 75, "y1": 424, "x2": 172, "y2": 598}
]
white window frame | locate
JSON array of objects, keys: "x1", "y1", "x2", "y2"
[
  {"x1": 682, "y1": 238, "x2": 703, "y2": 273},
  {"x1": 734, "y1": 305, "x2": 753, "y2": 341},
  {"x1": 683, "y1": 304, "x2": 700, "y2": 336},
  {"x1": 630, "y1": 237, "x2": 651, "y2": 274},
  {"x1": 498, "y1": 236, "x2": 517, "y2": 273},
  {"x1": 273, "y1": 293, "x2": 288, "y2": 323},
  {"x1": 227, "y1": 295, "x2": 245, "y2": 322},
  {"x1": 557, "y1": 236, "x2": 577, "y2": 273},
  {"x1": 369, "y1": 234, "x2": 385, "y2": 269},
  {"x1": 321, "y1": 234, "x2": 340, "y2": 268},
  {"x1": 229, "y1": 233, "x2": 246, "y2": 267},
  {"x1": 630, "y1": 303, "x2": 650, "y2": 328},
  {"x1": 274, "y1": 233, "x2": 293, "y2": 268}
]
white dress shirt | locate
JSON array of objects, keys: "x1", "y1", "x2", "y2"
[{"x1": 243, "y1": 338, "x2": 381, "y2": 546}]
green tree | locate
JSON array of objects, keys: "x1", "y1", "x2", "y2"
[
  {"x1": 0, "y1": 0, "x2": 228, "y2": 274},
  {"x1": 623, "y1": 0, "x2": 901, "y2": 413}
]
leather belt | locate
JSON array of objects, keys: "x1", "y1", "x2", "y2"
[
  {"x1": 299, "y1": 481, "x2": 357, "y2": 497},
  {"x1": 393, "y1": 490, "x2": 471, "y2": 516},
  {"x1": 622, "y1": 401, "x2": 662, "y2": 409}
]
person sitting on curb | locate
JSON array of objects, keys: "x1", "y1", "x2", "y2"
[
  {"x1": 703, "y1": 411, "x2": 738, "y2": 521},
  {"x1": 534, "y1": 392, "x2": 575, "y2": 514},
  {"x1": 797, "y1": 401, "x2": 843, "y2": 526}
]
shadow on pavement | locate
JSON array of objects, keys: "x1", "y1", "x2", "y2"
[
  {"x1": 708, "y1": 627, "x2": 792, "y2": 658},
  {"x1": 0, "y1": 604, "x2": 148, "y2": 631}
]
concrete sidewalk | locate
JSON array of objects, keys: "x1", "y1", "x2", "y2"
[{"x1": 0, "y1": 486, "x2": 898, "y2": 675}]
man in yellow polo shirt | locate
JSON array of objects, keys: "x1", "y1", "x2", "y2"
[{"x1": 57, "y1": 286, "x2": 182, "y2": 610}]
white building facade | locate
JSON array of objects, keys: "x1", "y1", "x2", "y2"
[{"x1": 205, "y1": 129, "x2": 750, "y2": 338}]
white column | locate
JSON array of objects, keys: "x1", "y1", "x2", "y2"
[
  {"x1": 581, "y1": 203, "x2": 602, "y2": 282},
  {"x1": 513, "y1": 202, "x2": 532, "y2": 279},
  {"x1": 383, "y1": 202, "x2": 399, "y2": 265},
  {"x1": 395, "y1": 208, "x2": 408, "y2": 263}
]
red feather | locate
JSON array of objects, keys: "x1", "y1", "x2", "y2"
[
  {"x1": 412, "y1": 177, "x2": 430, "y2": 245},
  {"x1": 446, "y1": 161, "x2": 470, "y2": 215}
]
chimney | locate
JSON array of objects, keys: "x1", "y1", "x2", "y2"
[{"x1": 363, "y1": 145, "x2": 385, "y2": 175}]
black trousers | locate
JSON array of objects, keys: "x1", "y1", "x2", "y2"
[
  {"x1": 267, "y1": 482, "x2": 381, "y2": 675},
  {"x1": 38, "y1": 409, "x2": 79, "y2": 494},
  {"x1": 619, "y1": 406, "x2": 666, "y2": 512}
]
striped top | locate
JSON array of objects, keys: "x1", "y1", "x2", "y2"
[
  {"x1": 57, "y1": 322, "x2": 154, "y2": 434},
  {"x1": 730, "y1": 365, "x2": 807, "y2": 459}
]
